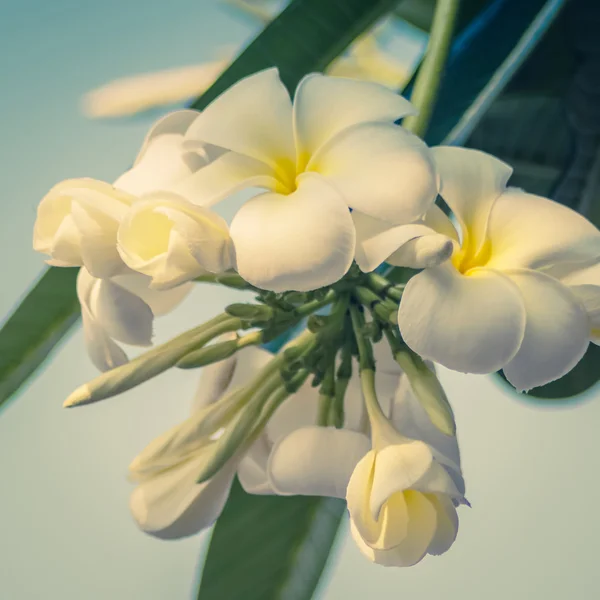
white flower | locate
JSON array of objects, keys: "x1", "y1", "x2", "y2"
[
  {"x1": 182, "y1": 68, "x2": 438, "y2": 291},
  {"x1": 77, "y1": 268, "x2": 190, "y2": 371},
  {"x1": 346, "y1": 376, "x2": 466, "y2": 568},
  {"x1": 395, "y1": 147, "x2": 600, "y2": 391},
  {"x1": 33, "y1": 110, "x2": 223, "y2": 281}
]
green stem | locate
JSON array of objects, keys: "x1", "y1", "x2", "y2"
[
  {"x1": 294, "y1": 290, "x2": 337, "y2": 318},
  {"x1": 403, "y1": 0, "x2": 460, "y2": 137}
]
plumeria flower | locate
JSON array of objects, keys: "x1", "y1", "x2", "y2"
[
  {"x1": 182, "y1": 68, "x2": 438, "y2": 291},
  {"x1": 77, "y1": 268, "x2": 190, "y2": 371},
  {"x1": 33, "y1": 111, "x2": 234, "y2": 286},
  {"x1": 393, "y1": 147, "x2": 600, "y2": 391}
]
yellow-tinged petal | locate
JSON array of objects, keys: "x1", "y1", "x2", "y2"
[
  {"x1": 185, "y1": 68, "x2": 295, "y2": 173},
  {"x1": 502, "y1": 270, "x2": 589, "y2": 391},
  {"x1": 312, "y1": 122, "x2": 438, "y2": 224},
  {"x1": 229, "y1": 174, "x2": 355, "y2": 292},
  {"x1": 431, "y1": 146, "x2": 512, "y2": 264},
  {"x1": 398, "y1": 263, "x2": 527, "y2": 374},
  {"x1": 293, "y1": 73, "x2": 416, "y2": 163}
]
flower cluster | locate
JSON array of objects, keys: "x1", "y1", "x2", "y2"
[{"x1": 33, "y1": 69, "x2": 600, "y2": 567}]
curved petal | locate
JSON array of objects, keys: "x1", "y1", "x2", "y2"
[
  {"x1": 230, "y1": 175, "x2": 355, "y2": 291},
  {"x1": 486, "y1": 190, "x2": 600, "y2": 276},
  {"x1": 352, "y1": 211, "x2": 453, "y2": 272},
  {"x1": 431, "y1": 147, "x2": 512, "y2": 259},
  {"x1": 313, "y1": 122, "x2": 437, "y2": 224},
  {"x1": 77, "y1": 268, "x2": 129, "y2": 371},
  {"x1": 568, "y1": 284, "x2": 600, "y2": 344},
  {"x1": 134, "y1": 110, "x2": 200, "y2": 164},
  {"x1": 192, "y1": 342, "x2": 238, "y2": 412},
  {"x1": 422, "y1": 204, "x2": 460, "y2": 242},
  {"x1": 398, "y1": 264, "x2": 526, "y2": 374},
  {"x1": 503, "y1": 270, "x2": 589, "y2": 391},
  {"x1": 184, "y1": 68, "x2": 295, "y2": 170},
  {"x1": 237, "y1": 435, "x2": 273, "y2": 495},
  {"x1": 266, "y1": 384, "x2": 319, "y2": 444},
  {"x1": 90, "y1": 277, "x2": 153, "y2": 346},
  {"x1": 268, "y1": 426, "x2": 370, "y2": 498},
  {"x1": 426, "y1": 494, "x2": 459, "y2": 555},
  {"x1": 114, "y1": 134, "x2": 205, "y2": 197},
  {"x1": 293, "y1": 73, "x2": 416, "y2": 162},
  {"x1": 112, "y1": 273, "x2": 192, "y2": 316},
  {"x1": 168, "y1": 151, "x2": 279, "y2": 207},
  {"x1": 130, "y1": 452, "x2": 235, "y2": 540}
]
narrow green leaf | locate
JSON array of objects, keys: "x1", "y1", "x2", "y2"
[
  {"x1": 0, "y1": 267, "x2": 80, "y2": 410},
  {"x1": 197, "y1": 479, "x2": 346, "y2": 600}
]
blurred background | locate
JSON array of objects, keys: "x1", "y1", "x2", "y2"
[{"x1": 1, "y1": 0, "x2": 599, "y2": 598}]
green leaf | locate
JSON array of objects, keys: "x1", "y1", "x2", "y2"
[
  {"x1": 197, "y1": 479, "x2": 346, "y2": 600},
  {"x1": 0, "y1": 267, "x2": 80, "y2": 410},
  {"x1": 0, "y1": 0, "x2": 398, "y2": 408}
]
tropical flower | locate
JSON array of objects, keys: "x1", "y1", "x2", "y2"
[
  {"x1": 182, "y1": 68, "x2": 438, "y2": 291},
  {"x1": 33, "y1": 111, "x2": 232, "y2": 285},
  {"x1": 393, "y1": 147, "x2": 600, "y2": 391},
  {"x1": 346, "y1": 374, "x2": 466, "y2": 567},
  {"x1": 77, "y1": 268, "x2": 190, "y2": 371}
]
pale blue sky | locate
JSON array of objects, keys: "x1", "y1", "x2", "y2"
[{"x1": 1, "y1": 1, "x2": 599, "y2": 598}]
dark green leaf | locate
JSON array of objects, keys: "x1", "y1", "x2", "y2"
[
  {"x1": 0, "y1": 268, "x2": 80, "y2": 410},
  {"x1": 197, "y1": 479, "x2": 346, "y2": 600}
]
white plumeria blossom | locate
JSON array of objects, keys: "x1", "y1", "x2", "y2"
[
  {"x1": 392, "y1": 147, "x2": 600, "y2": 391},
  {"x1": 77, "y1": 268, "x2": 190, "y2": 371},
  {"x1": 182, "y1": 68, "x2": 438, "y2": 292},
  {"x1": 33, "y1": 110, "x2": 234, "y2": 287}
]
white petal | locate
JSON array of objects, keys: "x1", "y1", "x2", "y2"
[
  {"x1": 486, "y1": 190, "x2": 600, "y2": 276},
  {"x1": 568, "y1": 284, "x2": 600, "y2": 343},
  {"x1": 76, "y1": 268, "x2": 129, "y2": 371},
  {"x1": 266, "y1": 384, "x2": 319, "y2": 444},
  {"x1": 431, "y1": 147, "x2": 512, "y2": 259},
  {"x1": 130, "y1": 452, "x2": 235, "y2": 539},
  {"x1": 111, "y1": 273, "x2": 192, "y2": 316},
  {"x1": 352, "y1": 211, "x2": 453, "y2": 272},
  {"x1": 114, "y1": 134, "x2": 205, "y2": 197},
  {"x1": 268, "y1": 426, "x2": 370, "y2": 498},
  {"x1": 168, "y1": 151, "x2": 279, "y2": 207},
  {"x1": 422, "y1": 204, "x2": 460, "y2": 242},
  {"x1": 90, "y1": 277, "x2": 153, "y2": 346},
  {"x1": 230, "y1": 175, "x2": 355, "y2": 292},
  {"x1": 426, "y1": 494, "x2": 459, "y2": 555},
  {"x1": 313, "y1": 122, "x2": 437, "y2": 224},
  {"x1": 372, "y1": 338, "x2": 403, "y2": 376},
  {"x1": 293, "y1": 73, "x2": 416, "y2": 160},
  {"x1": 185, "y1": 68, "x2": 295, "y2": 170},
  {"x1": 398, "y1": 264, "x2": 526, "y2": 374},
  {"x1": 237, "y1": 435, "x2": 273, "y2": 495},
  {"x1": 134, "y1": 110, "x2": 200, "y2": 164},
  {"x1": 503, "y1": 270, "x2": 589, "y2": 391}
]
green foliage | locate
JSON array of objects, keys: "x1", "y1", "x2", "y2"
[
  {"x1": 0, "y1": 268, "x2": 80, "y2": 410},
  {"x1": 197, "y1": 479, "x2": 346, "y2": 600}
]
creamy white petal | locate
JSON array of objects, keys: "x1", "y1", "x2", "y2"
[
  {"x1": 293, "y1": 73, "x2": 416, "y2": 160},
  {"x1": 426, "y1": 494, "x2": 459, "y2": 555},
  {"x1": 352, "y1": 211, "x2": 452, "y2": 272},
  {"x1": 230, "y1": 175, "x2": 355, "y2": 292},
  {"x1": 266, "y1": 384, "x2": 319, "y2": 444},
  {"x1": 111, "y1": 273, "x2": 192, "y2": 316},
  {"x1": 118, "y1": 194, "x2": 234, "y2": 289},
  {"x1": 90, "y1": 277, "x2": 153, "y2": 346},
  {"x1": 77, "y1": 268, "x2": 129, "y2": 371},
  {"x1": 192, "y1": 343, "x2": 238, "y2": 412},
  {"x1": 115, "y1": 134, "x2": 206, "y2": 197},
  {"x1": 130, "y1": 451, "x2": 235, "y2": 539},
  {"x1": 237, "y1": 435, "x2": 274, "y2": 495},
  {"x1": 486, "y1": 190, "x2": 600, "y2": 276},
  {"x1": 398, "y1": 264, "x2": 526, "y2": 374},
  {"x1": 431, "y1": 147, "x2": 512, "y2": 259},
  {"x1": 422, "y1": 204, "x2": 460, "y2": 242},
  {"x1": 134, "y1": 110, "x2": 200, "y2": 164},
  {"x1": 313, "y1": 122, "x2": 437, "y2": 224},
  {"x1": 268, "y1": 426, "x2": 370, "y2": 498},
  {"x1": 185, "y1": 68, "x2": 295, "y2": 170},
  {"x1": 503, "y1": 270, "x2": 589, "y2": 391},
  {"x1": 568, "y1": 284, "x2": 600, "y2": 343},
  {"x1": 168, "y1": 151, "x2": 279, "y2": 207}
]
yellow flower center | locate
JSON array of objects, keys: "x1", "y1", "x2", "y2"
[{"x1": 452, "y1": 236, "x2": 492, "y2": 275}]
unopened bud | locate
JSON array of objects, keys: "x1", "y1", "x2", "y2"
[
  {"x1": 177, "y1": 339, "x2": 239, "y2": 369},
  {"x1": 225, "y1": 303, "x2": 274, "y2": 322}
]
